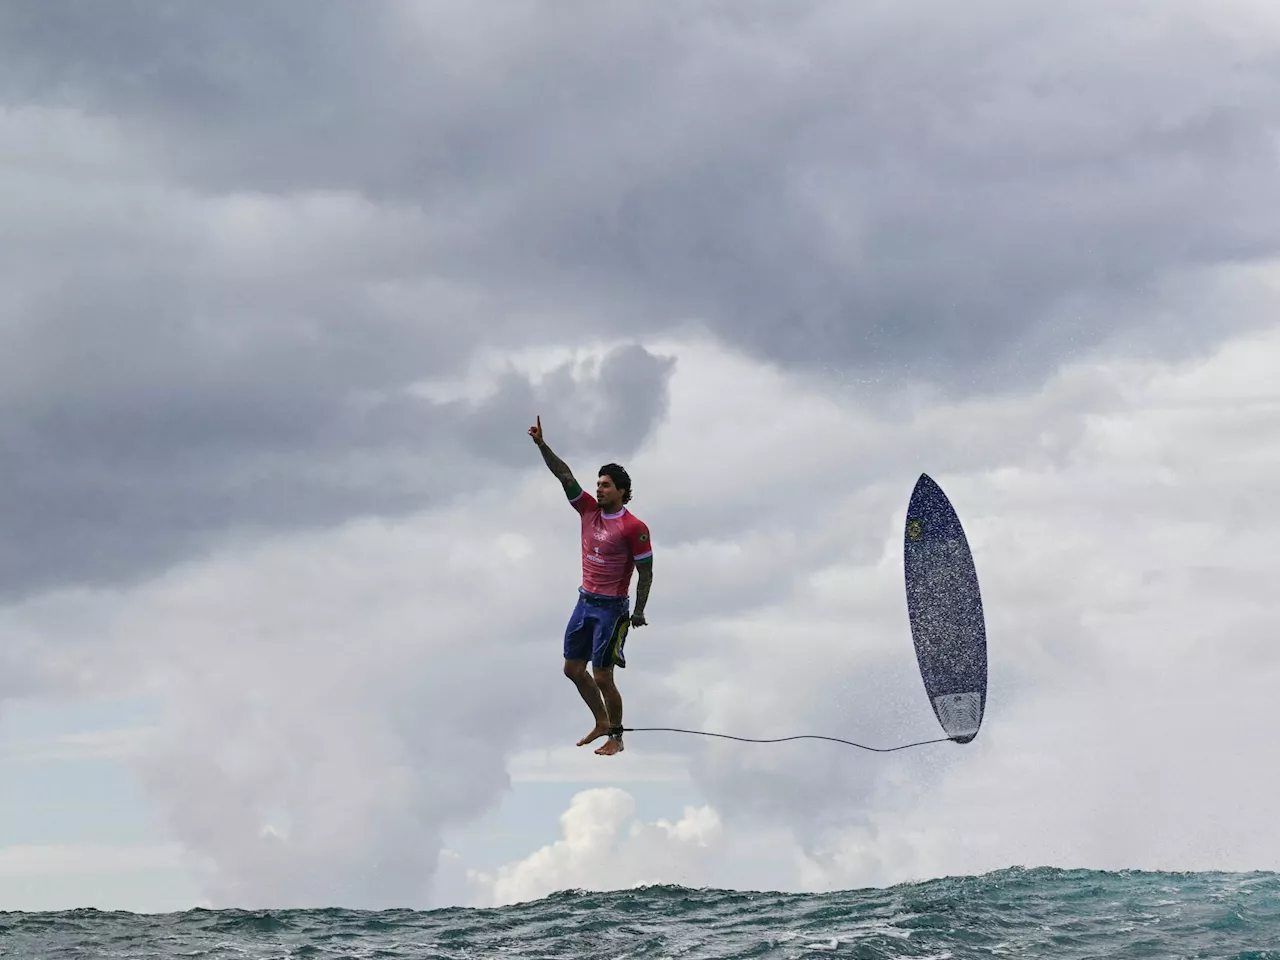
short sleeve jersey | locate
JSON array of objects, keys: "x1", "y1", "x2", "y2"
[{"x1": 566, "y1": 481, "x2": 652, "y2": 598}]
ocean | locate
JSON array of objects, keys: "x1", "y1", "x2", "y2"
[{"x1": 3, "y1": 867, "x2": 1277, "y2": 959}]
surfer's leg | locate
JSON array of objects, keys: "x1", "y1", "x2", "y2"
[
  {"x1": 591, "y1": 664, "x2": 622, "y2": 728},
  {"x1": 591, "y1": 665, "x2": 624, "y2": 756},
  {"x1": 564, "y1": 659, "x2": 611, "y2": 744},
  {"x1": 588, "y1": 604, "x2": 628, "y2": 755},
  {"x1": 565, "y1": 597, "x2": 610, "y2": 744}
]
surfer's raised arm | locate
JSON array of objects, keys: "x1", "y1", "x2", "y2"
[{"x1": 528, "y1": 415, "x2": 577, "y2": 489}]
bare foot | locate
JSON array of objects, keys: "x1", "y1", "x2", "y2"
[
  {"x1": 594, "y1": 736, "x2": 624, "y2": 756},
  {"x1": 576, "y1": 722, "x2": 610, "y2": 746}
]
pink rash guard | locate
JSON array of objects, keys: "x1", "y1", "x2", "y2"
[{"x1": 566, "y1": 482, "x2": 652, "y2": 598}]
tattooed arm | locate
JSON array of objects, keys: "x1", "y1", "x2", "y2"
[
  {"x1": 528, "y1": 415, "x2": 577, "y2": 490},
  {"x1": 632, "y1": 562, "x2": 652, "y2": 625}
]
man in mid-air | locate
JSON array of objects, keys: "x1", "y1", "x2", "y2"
[{"x1": 528, "y1": 415, "x2": 652, "y2": 757}]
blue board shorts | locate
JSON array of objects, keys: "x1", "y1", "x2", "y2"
[{"x1": 564, "y1": 588, "x2": 630, "y2": 669}]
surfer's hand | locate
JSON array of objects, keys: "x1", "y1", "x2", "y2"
[
  {"x1": 528, "y1": 414, "x2": 544, "y2": 446},
  {"x1": 630, "y1": 613, "x2": 647, "y2": 627}
]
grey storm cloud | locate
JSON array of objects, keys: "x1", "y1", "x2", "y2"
[
  {"x1": 0, "y1": 339, "x2": 673, "y2": 599},
  {"x1": 6, "y1": 1, "x2": 1278, "y2": 371},
  {"x1": 4, "y1": 0, "x2": 1280, "y2": 598},
  {"x1": 435, "y1": 344, "x2": 676, "y2": 466}
]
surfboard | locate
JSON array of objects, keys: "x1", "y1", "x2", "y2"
[{"x1": 903, "y1": 473, "x2": 988, "y2": 744}]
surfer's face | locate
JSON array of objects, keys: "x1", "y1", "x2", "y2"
[{"x1": 597, "y1": 475, "x2": 623, "y2": 509}]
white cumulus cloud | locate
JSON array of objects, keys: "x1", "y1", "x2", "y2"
[{"x1": 452, "y1": 787, "x2": 724, "y2": 907}]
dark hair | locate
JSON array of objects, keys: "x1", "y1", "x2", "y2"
[{"x1": 598, "y1": 463, "x2": 632, "y2": 504}]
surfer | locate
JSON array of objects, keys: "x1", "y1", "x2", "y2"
[{"x1": 529, "y1": 415, "x2": 653, "y2": 756}]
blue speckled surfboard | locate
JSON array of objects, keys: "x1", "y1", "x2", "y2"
[{"x1": 903, "y1": 473, "x2": 988, "y2": 744}]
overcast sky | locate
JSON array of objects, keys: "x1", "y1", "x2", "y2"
[{"x1": 2, "y1": 0, "x2": 1280, "y2": 912}]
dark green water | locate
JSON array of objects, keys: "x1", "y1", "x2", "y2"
[{"x1": 3, "y1": 867, "x2": 1278, "y2": 959}]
